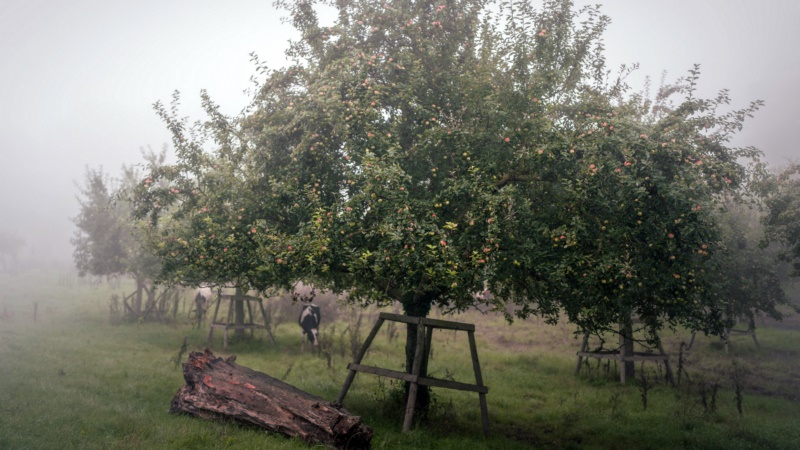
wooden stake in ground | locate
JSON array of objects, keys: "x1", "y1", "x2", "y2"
[{"x1": 170, "y1": 349, "x2": 372, "y2": 449}]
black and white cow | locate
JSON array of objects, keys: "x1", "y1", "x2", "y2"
[{"x1": 298, "y1": 303, "x2": 321, "y2": 347}]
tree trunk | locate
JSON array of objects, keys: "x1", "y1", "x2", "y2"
[
  {"x1": 171, "y1": 349, "x2": 372, "y2": 449},
  {"x1": 234, "y1": 287, "x2": 246, "y2": 338},
  {"x1": 148, "y1": 284, "x2": 157, "y2": 317},
  {"x1": 620, "y1": 318, "x2": 635, "y2": 381},
  {"x1": 401, "y1": 297, "x2": 433, "y2": 421},
  {"x1": 134, "y1": 278, "x2": 144, "y2": 314}
]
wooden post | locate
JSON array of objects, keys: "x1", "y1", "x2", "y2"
[
  {"x1": 246, "y1": 300, "x2": 255, "y2": 338},
  {"x1": 207, "y1": 293, "x2": 222, "y2": 347},
  {"x1": 423, "y1": 323, "x2": 434, "y2": 363},
  {"x1": 402, "y1": 319, "x2": 427, "y2": 432},
  {"x1": 619, "y1": 329, "x2": 627, "y2": 384},
  {"x1": 257, "y1": 298, "x2": 277, "y2": 344},
  {"x1": 724, "y1": 328, "x2": 730, "y2": 354},
  {"x1": 574, "y1": 332, "x2": 589, "y2": 375},
  {"x1": 224, "y1": 296, "x2": 235, "y2": 349},
  {"x1": 233, "y1": 287, "x2": 245, "y2": 339},
  {"x1": 749, "y1": 318, "x2": 761, "y2": 349},
  {"x1": 687, "y1": 331, "x2": 696, "y2": 350},
  {"x1": 468, "y1": 330, "x2": 490, "y2": 437},
  {"x1": 656, "y1": 340, "x2": 675, "y2": 386},
  {"x1": 336, "y1": 317, "x2": 385, "y2": 404}
]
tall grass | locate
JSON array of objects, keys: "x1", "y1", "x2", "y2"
[{"x1": 1, "y1": 269, "x2": 799, "y2": 449}]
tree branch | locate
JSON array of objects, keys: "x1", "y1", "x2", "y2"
[{"x1": 496, "y1": 173, "x2": 533, "y2": 189}]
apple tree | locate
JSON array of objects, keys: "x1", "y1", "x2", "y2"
[
  {"x1": 134, "y1": 0, "x2": 766, "y2": 411},
  {"x1": 73, "y1": 152, "x2": 164, "y2": 315},
  {"x1": 133, "y1": 90, "x2": 309, "y2": 335}
]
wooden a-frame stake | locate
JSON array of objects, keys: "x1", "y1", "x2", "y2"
[
  {"x1": 207, "y1": 292, "x2": 275, "y2": 349},
  {"x1": 336, "y1": 312, "x2": 490, "y2": 436},
  {"x1": 575, "y1": 327, "x2": 674, "y2": 385}
]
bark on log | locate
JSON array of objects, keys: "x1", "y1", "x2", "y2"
[{"x1": 170, "y1": 349, "x2": 372, "y2": 449}]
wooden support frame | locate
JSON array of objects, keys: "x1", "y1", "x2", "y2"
[
  {"x1": 336, "y1": 312, "x2": 490, "y2": 436},
  {"x1": 207, "y1": 293, "x2": 276, "y2": 349},
  {"x1": 575, "y1": 330, "x2": 674, "y2": 385},
  {"x1": 687, "y1": 317, "x2": 761, "y2": 353},
  {"x1": 723, "y1": 328, "x2": 760, "y2": 354},
  {"x1": 121, "y1": 291, "x2": 136, "y2": 315},
  {"x1": 141, "y1": 288, "x2": 174, "y2": 322}
]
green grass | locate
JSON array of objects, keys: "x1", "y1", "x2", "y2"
[{"x1": 1, "y1": 269, "x2": 799, "y2": 449}]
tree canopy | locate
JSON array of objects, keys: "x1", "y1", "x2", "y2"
[
  {"x1": 762, "y1": 163, "x2": 800, "y2": 278},
  {"x1": 134, "y1": 0, "x2": 767, "y2": 343},
  {"x1": 711, "y1": 197, "x2": 788, "y2": 324}
]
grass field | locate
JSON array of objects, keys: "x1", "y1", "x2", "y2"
[{"x1": 1, "y1": 269, "x2": 799, "y2": 449}]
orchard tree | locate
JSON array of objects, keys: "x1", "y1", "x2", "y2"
[
  {"x1": 762, "y1": 163, "x2": 800, "y2": 277},
  {"x1": 133, "y1": 92, "x2": 293, "y2": 336},
  {"x1": 0, "y1": 230, "x2": 25, "y2": 273},
  {"x1": 73, "y1": 152, "x2": 164, "y2": 314},
  {"x1": 485, "y1": 70, "x2": 765, "y2": 378},
  {"x1": 135, "y1": 0, "x2": 765, "y2": 413},
  {"x1": 514, "y1": 70, "x2": 767, "y2": 334},
  {"x1": 711, "y1": 197, "x2": 788, "y2": 328}
]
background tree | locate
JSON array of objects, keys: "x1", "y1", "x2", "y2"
[
  {"x1": 134, "y1": 92, "x2": 280, "y2": 335},
  {"x1": 73, "y1": 150, "x2": 164, "y2": 314},
  {"x1": 711, "y1": 197, "x2": 788, "y2": 328},
  {"x1": 762, "y1": 163, "x2": 800, "y2": 277},
  {"x1": 72, "y1": 167, "x2": 128, "y2": 278},
  {"x1": 134, "y1": 0, "x2": 766, "y2": 413},
  {"x1": 0, "y1": 230, "x2": 25, "y2": 273}
]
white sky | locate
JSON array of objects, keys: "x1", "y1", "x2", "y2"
[{"x1": 1, "y1": 0, "x2": 798, "y2": 263}]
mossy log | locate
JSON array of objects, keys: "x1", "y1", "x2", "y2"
[{"x1": 170, "y1": 349, "x2": 372, "y2": 449}]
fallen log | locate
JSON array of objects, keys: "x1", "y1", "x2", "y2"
[{"x1": 170, "y1": 349, "x2": 372, "y2": 449}]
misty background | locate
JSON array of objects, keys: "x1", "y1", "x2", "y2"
[{"x1": 1, "y1": 0, "x2": 797, "y2": 267}]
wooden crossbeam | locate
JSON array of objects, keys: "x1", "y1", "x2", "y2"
[
  {"x1": 378, "y1": 312, "x2": 476, "y2": 331},
  {"x1": 218, "y1": 294, "x2": 262, "y2": 301},
  {"x1": 347, "y1": 364, "x2": 489, "y2": 394},
  {"x1": 576, "y1": 351, "x2": 672, "y2": 362}
]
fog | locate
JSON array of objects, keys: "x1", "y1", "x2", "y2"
[{"x1": 1, "y1": 0, "x2": 798, "y2": 268}]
